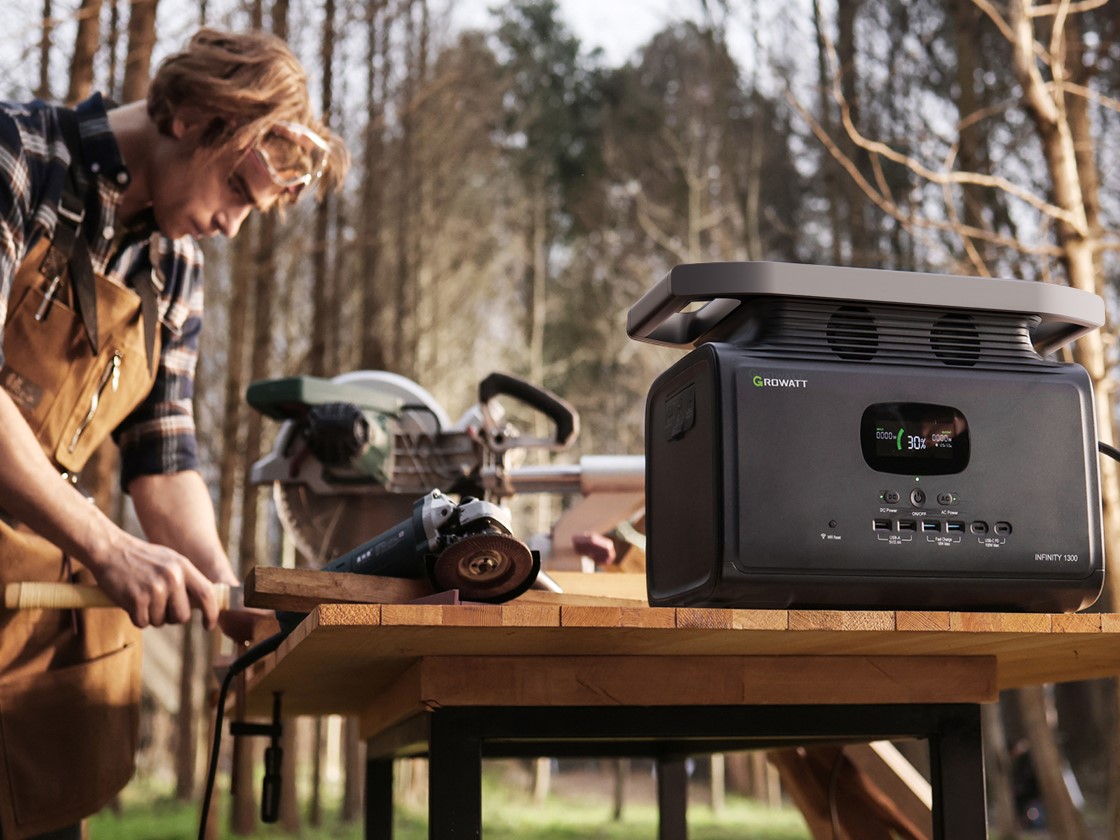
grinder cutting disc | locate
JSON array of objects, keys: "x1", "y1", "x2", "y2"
[{"x1": 428, "y1": 533, "x2": 539, "y2": 603}]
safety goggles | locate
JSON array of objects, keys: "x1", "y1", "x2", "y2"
[{"x1": 250, "y1": 121, "x2": 330, "y2": 202}]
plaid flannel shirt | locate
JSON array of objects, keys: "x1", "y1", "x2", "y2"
[{"x1": 0, "y1": 93, "x2": 204, "y2": 487}]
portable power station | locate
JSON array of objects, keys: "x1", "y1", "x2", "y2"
[{"x1": 628, "y1": 262, "x2": 1107, "y2": 612}]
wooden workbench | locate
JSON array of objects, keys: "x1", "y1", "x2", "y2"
[{"x1": 242, "y1": 595, "x2": 1120, "y2": 840}]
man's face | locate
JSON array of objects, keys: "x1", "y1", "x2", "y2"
[{"x1": 148, "y1": 126, "x2": 284, "y2": 241}]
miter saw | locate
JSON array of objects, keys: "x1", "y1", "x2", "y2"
[{"x1": 248, "y1": 370, "x2": 580, "y2": 587}]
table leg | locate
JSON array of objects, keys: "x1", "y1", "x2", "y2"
[
  {"x1": 657, "y1": 757, "x2": 688, "y2": 840},
  {"x1": 429, "y1": 711, "x2": 483, "y2": 840},
  {"x1": 929, "y1": 704, "x2": 987, "y2": 840},
  {"x1": 365, "y1": 756, "x2": 394, "y2": 840}
]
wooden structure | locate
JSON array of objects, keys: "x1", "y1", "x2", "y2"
[{"x1": 240, "y1": 569, "x2": 1120, "y2": 839}]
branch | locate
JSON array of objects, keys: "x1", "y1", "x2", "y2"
[
  {"x1": 1053, "y1": 80, "x2": 1120, "y2": 114},
  {"x1": 827, "y1": 64, "x2": 1083, "y2": 229},
  {"x1": 1029, "y1": 0, "x2": 1110, "y2": 16},
  {"x1": 787, "y1": 90, "x2": 1065, "y2": 258}
]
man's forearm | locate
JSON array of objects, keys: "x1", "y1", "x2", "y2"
[
  {"x1": 0, "y1": 388, "x2": 118, "y2": 567},
  {"x1": 129, "y1": 469, "x2": 239, "y2": 585}
]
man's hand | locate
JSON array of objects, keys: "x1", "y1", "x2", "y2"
[{"x1": 84, "y1": 528, "x2": 220, "y2": 630}]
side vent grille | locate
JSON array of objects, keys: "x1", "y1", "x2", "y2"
[{"x1": 732, "y1": 299, "x2": 1050, "y2": 370}]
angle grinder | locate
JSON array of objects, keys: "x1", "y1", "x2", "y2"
[{"x1": 275, "y1": 488, "x2": 539, "y2": 631}]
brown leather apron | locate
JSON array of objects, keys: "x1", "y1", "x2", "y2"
[{"x1": 0, "y1": 238, "x2": 161, "y2": 838}]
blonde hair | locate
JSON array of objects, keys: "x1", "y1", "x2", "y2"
[{"x1": 147, "y1": 28, "x2": 349, "y2": 196}]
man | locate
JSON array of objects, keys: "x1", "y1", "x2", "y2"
[{"x1": 0, "y1": 28, "x2": 348, "y2": 839}]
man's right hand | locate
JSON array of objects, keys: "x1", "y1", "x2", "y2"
[{"x1": 83, "y1": 526, "x2": 220, "y2": 630}]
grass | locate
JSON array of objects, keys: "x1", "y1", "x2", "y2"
[{"x1": 89, "y1": 765, "x2": 811, "y2": 839}]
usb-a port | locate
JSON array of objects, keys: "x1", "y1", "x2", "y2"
[
  {"x1": 946, "y1": 521, "x2": 965, "y2": 533},
  {"x1": 922, "y1": 521, "x2": 941, "y2": 532},
  {"x1": 873, "y1": 519, "x2": 892, "y2": 531},
  {"x1": 897, "y1": 520, "x2": 917, "y2": 532}
]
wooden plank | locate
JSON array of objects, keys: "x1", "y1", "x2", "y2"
[
  {"x1": 621, "y1": 607, "x2": 676, "y2": 628},
  {"x1": 515, "y1": 590, "x2": 646, "y2": 607},
  {"x1": 440, "y1": 605, "x2": 502, "y2": 627},
  {"x1": 544, "y1": 571, "x2": 647, "y2": 600},
  {"x1": 407, "y1": 654, "x2": 997, "y2": 708},
  {"x1": 731, "y1": 610, "x2": 788, "y2": 631},
  {"x1": 789, "y1": 610, "x2": 893, "y2": 631},
  {"x1": 677, "y1": 608, "x2": 734, "y2": 630},
  {"x1": 1053, "y1": 613, "x2": 1101, "y2": 633},
  {"x1": 951, "y1": 613, "x2": 1051, "y2": 633},
  {"x1": 243, "y1": 566, "x2": 433, "y2": 611},
  {"x1": 381, "y1": 604, "x2": 443, "y2": 626},
  {"x1": 560, "y1": 606, "x2": 622, "y2": 627},
  {"x1": 500, "y1": 603, "x2": 560, "y2": 627},
  {"x1": 357, "y1": 660, "x2": 426, "y2": 741},
  {"x1": 896, "y1": 612, "x2": 950, "y2": 632}
]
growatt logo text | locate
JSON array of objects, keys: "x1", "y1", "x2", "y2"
[{"x1": 752, "y1": 374, "x2": 808, "y2": 389}]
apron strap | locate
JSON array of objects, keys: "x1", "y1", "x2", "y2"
[{"x1": 53, "y1": 109, "x2": 99, "y2": 357}]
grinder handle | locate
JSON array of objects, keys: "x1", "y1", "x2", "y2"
[{"x1": 479, "y1": 372, "x2": 579, "y2": 450}]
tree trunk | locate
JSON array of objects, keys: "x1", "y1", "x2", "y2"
[
  {"x1": 310, "y1": 0, "x2": 336, "y2": 377},
  {"x1": 106, "y1": 0, "x2": 121, "y2": 99},
  {"x1": 393, "y1": 0, "x2": 416, "y2": 374},
  {"x1": 66, "y1": 0, "x2": 103, "y2": 105},
  {"x1": 836, "y1": 0, "x2": 871, "y2": 264},
  {"x1": 341, "y1": 717, "x2": 364, "y2": 821},
  {"x1": 1018, "y1": 686, "x2": 1089, "y2": 840},
  {"x1": 358, "y1": 0, "x2": 388, "y2": 371},
  {"x1": 279, "y1": 719, "x2": 299, "y2": 831},
  {"x1": 121, "y1": 0, "x2": 159, "y2": 103},
  {"x1": 174, "y1": 621, "x2": 197, "y2": 801},
  {"x1": 982, "y1": 701, "x2": 1019, "y2": 840},
  {"x1": 309, "y1": 717, "x2": 325, "y2": 826},
  {"x1": 37, "y1": 0, "x2": 53, "y2": 101},
  {"x1": 948, "y1": 0, "x2": 987, "y2": 270}
]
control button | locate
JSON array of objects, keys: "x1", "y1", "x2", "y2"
[
  {"x1": 910, "y1": 489, "x2": 926, "y2": 506},
  {"x1": 936, "y1": 492, "x2": 957, "y2": 506},
  {"x1": 994, "y1": 522, "x2": 1012, "y2": 536},
  {"x1": 883, "y1": 490, "x2": 900, "y2": 504},
  {"x1": 971, "y1": 521, "x2": 989, "y2": 535}
]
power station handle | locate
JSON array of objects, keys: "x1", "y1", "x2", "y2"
[
  {"x1": 3, "y1": 581, "x2": 233, "y2": 611},
  {"x1": 479, "y1": 372, "x2": 579, "y2": 450}
]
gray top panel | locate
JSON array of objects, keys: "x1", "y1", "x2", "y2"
[{"x1": 627, "y1": 262, "x2": 1105, "y2": 354}]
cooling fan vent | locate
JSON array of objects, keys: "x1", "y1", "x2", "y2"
[
  {"x1": 734, "y1": 299, "x2": 1050, "y2": 370},
  {"x1": 826, "y1": 306, "x2": 878, "y2": 361},
  {"x1": 930, "y1": 313, "x2": 982, "y2": 367}
]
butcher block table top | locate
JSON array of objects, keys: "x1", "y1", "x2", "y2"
[{"x1": 241, "y1": 570, "x2": 1120, "y2": 732}]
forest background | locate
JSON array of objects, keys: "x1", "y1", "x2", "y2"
[{"x1": 4, "y1": 0, "x2": 1120, "y2": 838}]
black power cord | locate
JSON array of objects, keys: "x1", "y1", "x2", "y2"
[
  {"x1": 197, "y1": 630, "x2": 288, "y2": 840},
  {"x1": 1099, "y1": 441, "x2": 1120, "y2": 463}
]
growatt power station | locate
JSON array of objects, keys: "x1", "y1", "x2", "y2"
[{"x1": 628, "y1": 262, "x2": 1107, "y2": 613}]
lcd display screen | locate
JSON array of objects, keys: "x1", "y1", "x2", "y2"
[{"x1": 860, "y1": 402, "x2": 970, "y2": 475}]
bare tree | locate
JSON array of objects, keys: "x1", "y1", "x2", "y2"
[
  {"x1": 37, "y1": 0, "x2": 53, "y2": 101},
  {"x1": 66, "y1": 0, "x2": 103, "y2": 104},
  {"x1": 121, "y1": 0, "x2": 159, "y2": 103}
]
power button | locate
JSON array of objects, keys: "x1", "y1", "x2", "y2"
[{"x1": 910, "y1": 489, "x2": 926, "y2": 506}]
